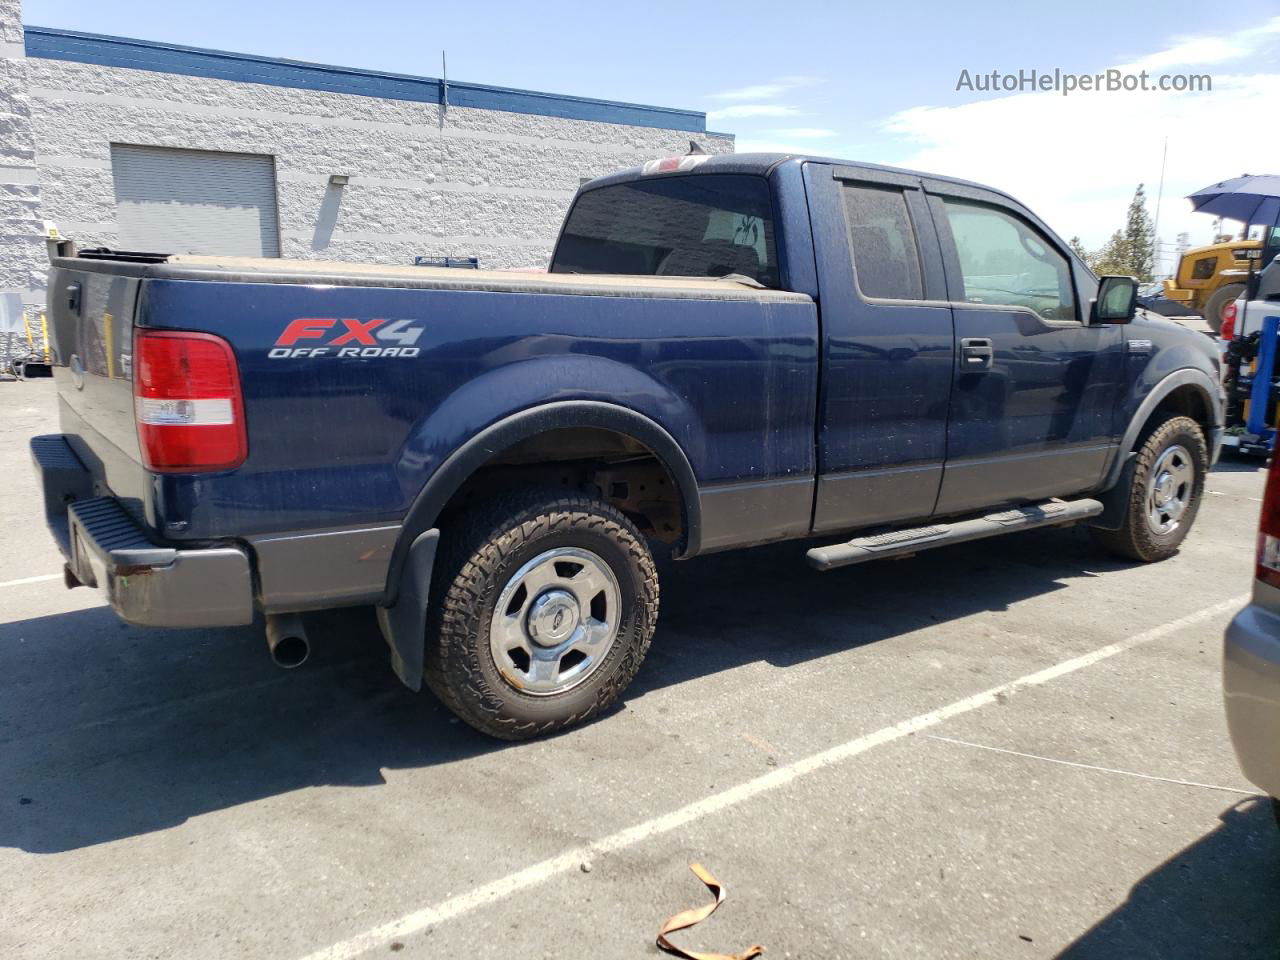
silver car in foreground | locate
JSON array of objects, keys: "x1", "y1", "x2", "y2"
[{"x1": 1225, "y1": 460, "x2": 1280, "y2": 827}]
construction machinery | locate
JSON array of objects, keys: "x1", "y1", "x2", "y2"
[
  {"x1": 1163, "y1": 237, "x2": 1261, "y2": 332},
  {"x1": 1164, "y1": 175, "x2": 1280, "y2": 333}
]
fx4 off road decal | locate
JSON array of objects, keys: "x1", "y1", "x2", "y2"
[{"x1": 269, "y1": 318, "x2": 425, "y2": 359}]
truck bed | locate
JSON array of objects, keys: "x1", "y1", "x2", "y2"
[
  {"x1": 43, "y1": 248, "x2": 821, "y2": 552},
  {"x1": 58, "y1": 253, "x2": 811, "y2": 303}
]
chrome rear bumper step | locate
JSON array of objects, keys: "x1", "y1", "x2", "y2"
[
  {"x1": 806, "y1": 498, "x2": 1104, "y2": 571},
  {"x1": 29, "y1": 434, "x2": 254, "y2": 628}
]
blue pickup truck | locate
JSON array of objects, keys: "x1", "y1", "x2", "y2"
[{"x1": 32, "y1": 153, "x2": 1223, "y2": 738}]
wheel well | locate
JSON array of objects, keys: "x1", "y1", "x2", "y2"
[
  {"x1": 437, "y1": 427, "x2": 686, "y2": 547},
  {"x1": 1151, "y1": 384, "x2": 1215, "y2": 441}
]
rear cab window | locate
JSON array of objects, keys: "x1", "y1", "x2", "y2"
[
  {"x1": 550, "y1": 174, "x2": 779, "y2": 287},
  {"x1": 840, "y1": 183, "x2": 925, "y2": 300}
]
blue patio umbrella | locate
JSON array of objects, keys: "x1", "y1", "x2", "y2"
[{"x1": 1187, "y1": 174, "x2": 1280, "y2": 227}]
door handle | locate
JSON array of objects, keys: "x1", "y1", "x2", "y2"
[{"x1": 960, "y1": 337, "x2": 994, "y2": 370}]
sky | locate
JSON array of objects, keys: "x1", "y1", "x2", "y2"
[{"x1": 23, "y1": 0, "x2": 1280, "y2": 273}]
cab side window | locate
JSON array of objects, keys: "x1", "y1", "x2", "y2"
[
  {"x1": 942, "y1": 199, "x2": 1077, "y2": 323},
  {"x1": 841, "y1": 183, "x2": 924, "y2": 301}
]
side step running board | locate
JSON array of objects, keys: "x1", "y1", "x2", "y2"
[{"x1": 806, "y1": 498, "x2": 1103, "y2": 572}]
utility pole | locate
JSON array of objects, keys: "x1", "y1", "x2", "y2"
[{"x1": 1151, "y1": 137, "x2": 1167, "y2": 277}]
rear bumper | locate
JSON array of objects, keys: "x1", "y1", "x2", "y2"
[
  {"x1": 1224, "y1": 595, "x2": 1280, "y2": 798},
  {"x1": 30, "y1": 435, "x2": 254, "y2": 627}
]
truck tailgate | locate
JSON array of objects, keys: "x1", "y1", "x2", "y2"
[{"x1": 46, "y1": 262, "x2": 151, "y2": 524}]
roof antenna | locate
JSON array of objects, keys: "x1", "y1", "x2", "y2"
[{"x1": 686, "y1": 140, "x2": 707, "y2": 156}]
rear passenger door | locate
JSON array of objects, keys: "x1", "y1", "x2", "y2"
[
  {"x1": 806, "y1": 164, "x2": 956, "y2": 534},
  {"x1": 923, "y1": 181, "x2": 1125, "y2": 514}
]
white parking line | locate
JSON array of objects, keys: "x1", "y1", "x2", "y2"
[
  {"x1": 296, "y1": 593, "x2": 1247, "y2": 960},
  {"x1": 925, "y1": 735, "x2": 1261, "y2": 796},
  {"x1": 0, "y1": 573, "x2": 61, "y2": 589}
]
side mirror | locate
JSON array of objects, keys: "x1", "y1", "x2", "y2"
[{"x1": 1091, "y1": 275, "x2": 1138, "y2": 324}]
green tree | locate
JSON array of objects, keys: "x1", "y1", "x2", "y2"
[
  {"x1": 1120, "y1": 183, "x2": 1155, "y2": 281},
  {"x1": 1079, "y1": 185, "x2": 1158, "y2": 279},
  {"x1": 1090, "y1": 230, "x2": 1127, "y2": 275}
]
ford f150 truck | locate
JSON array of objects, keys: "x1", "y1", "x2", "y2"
[{"x1": 31, "y1": 153, "x2": 1224, "y2": 739}]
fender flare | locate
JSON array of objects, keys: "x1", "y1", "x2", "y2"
[
  {"x1": 1101, "y1": 367, "x2": 1222, "y2": 491},
  {"x1": 1091, "y1": 367, "x2": 1222, "y2": 530},
  {"x1": 376, "y1": 401, "x2": 702, "y2": 689}
]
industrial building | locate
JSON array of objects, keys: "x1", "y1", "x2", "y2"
[{"x1": 0, "y1": 0, "x2": 733, "y2": 339}]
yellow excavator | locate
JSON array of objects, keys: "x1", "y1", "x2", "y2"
[{"x1": 1162, "y1": 236, "x2": 1261, "y2": 333}]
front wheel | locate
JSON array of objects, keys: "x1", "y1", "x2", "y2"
[
  {"x1": 1090, "y1": 414, "x2": 1207, "y2": 562},
  {"x1": 425, "y1": 491, "x2": 659, "y2": 740}
]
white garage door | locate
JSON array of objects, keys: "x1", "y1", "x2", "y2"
[{"x1": 110, "y1": 144, "x2": 281, "y2": 257}]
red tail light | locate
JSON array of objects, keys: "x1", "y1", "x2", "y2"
[
  {"x1": 1257, "y1": 460, "x2": 1280, "y2": 588},
  {"x1": 134, "y1": 330, "x2": 247, "y2": 472},
  {"x1": 1221, "y1": 301, "x2": 1238, "y2": 341}
]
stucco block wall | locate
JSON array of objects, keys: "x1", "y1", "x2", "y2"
[
  {"x1": 0, "y1": 0, "x2": 46, "y2": 314},
  {"x1": 22, "y1": 56, "x2": 733, "y2": 280}
]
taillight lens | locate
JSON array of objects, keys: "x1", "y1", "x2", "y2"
[
  {"x1": 1256, "y1": 461, "x2": 1280, "y2": 588},
  {"x1": 134, "y1": 330, "x2": 247, "y2": 472},
  {"x1": 1221, "y1": 302, "x2": 1237, "y2": 341}
]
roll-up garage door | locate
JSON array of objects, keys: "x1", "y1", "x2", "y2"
[{"x1": 110, "y1": 144, "x2": 281, "y2": 257}]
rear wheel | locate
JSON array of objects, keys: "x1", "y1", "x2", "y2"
[
  {"x1": 1203, "y1": 283, "x2": 1245, "y2": 334},
  {"x1": 1090, "y1": 414, "x2": 1207, "y2": 562},
  {"x1": 425, "y1": 490, "x2": 658, "y2": 740}
]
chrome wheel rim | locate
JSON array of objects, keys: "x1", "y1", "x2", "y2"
[
  {"x1": 489, "y1": 547, "x2": 621, "y2": 696},
  {"x1": 1145, "y1": 444, "x2": 1194, "y2": 536}
]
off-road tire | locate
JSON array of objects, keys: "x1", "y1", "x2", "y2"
[
  {"x1": 425, "y1": 490, "x2": 659, "y2": 740},
  {"x1": 1089, "y1": 414, "x2": 1207, "y2": 562},
  {"x1": 1203, "y1": 283, "x2": 1245, "y2": 334}
]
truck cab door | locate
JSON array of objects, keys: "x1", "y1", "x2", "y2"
[
  {"x1": 805, "y1": 163, "x2": 955, "y2": 534},
  {"x1": 922, "y1": 180, "x2": 1125, "y2": 515}
]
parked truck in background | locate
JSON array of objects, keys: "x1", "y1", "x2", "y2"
[
  {"x1": 1225, "y1": 256, "x2": 1280, "y2": 341},
  {"x1": 31, "y1": 153, "x2": 1223, "y2": 739}
]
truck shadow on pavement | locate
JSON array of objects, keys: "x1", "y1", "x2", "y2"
[
  {"x1": 0, "y1": 526, "x2": 1195, "y2": 855},
  {"x1": 1057, "y1": 796, "x2": 1280, "y2": 959},
  {"x1": 1212, "y1": 451, "x2": 1266, "y2": 474}
]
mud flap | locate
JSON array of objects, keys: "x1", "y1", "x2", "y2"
[
  {"x1": 1088, "y1": 454, "x2": 1138, "y2": 532},
  {"x1": 375, "y1": 528, "x2": 439, "y2": 690}
]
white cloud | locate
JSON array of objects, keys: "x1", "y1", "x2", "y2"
[
  {"x1": 880, "y1": 23, "x2": 1280, "y2": 269},
  {"x1": 707, "y1": 104, "x2": 802, "y2": 121},
  {"x1": 707, "y1": 76, "x2": 819, "y2": 101},
  {"x1": 1119, "y1": 15, "x2": 1280, "y2": 71}
]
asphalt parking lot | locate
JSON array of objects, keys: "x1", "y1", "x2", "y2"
[{"x1": 2, "y1": 376, "x2": 1277, "y2": 960}]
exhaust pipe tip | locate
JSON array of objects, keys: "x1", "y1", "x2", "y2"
[
  {"x1": 271, "y1": 634, "x2": 309, "y2": 668},
  {"x1": 265, "y1": 613, "x2": 310, "y2": 669}
]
